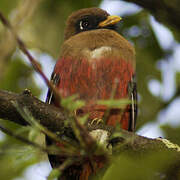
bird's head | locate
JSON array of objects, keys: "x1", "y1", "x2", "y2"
[{"x1": 64, "y1": 7, "x2": 122, "y2": 40}]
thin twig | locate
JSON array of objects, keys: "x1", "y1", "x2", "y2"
[
  {"x1": 11, "y1": 100, "x2": 79, "y2": 152},
  {"x1": 58, "y1": 158, "x2": 74, "y2": 172},
  {"x1": 0, "y1": 123, "x2": 80, "y2": 157},
  {"x1": 73, "y1": 116, "x2": 101, "y2": 154},
  {"x1": 0, "y1": 11, "x2": 62, "y2": 106},
  {"x1": 0, "y1": 124, "x2": 48, "y2": 153},
  {"x1": 47, "y1": 158, "x2": 75, "y2": 180}
]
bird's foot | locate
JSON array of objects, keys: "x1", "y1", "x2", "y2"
[{"x1": 91, "y1": 118, "x2": 103, "y2": 125}]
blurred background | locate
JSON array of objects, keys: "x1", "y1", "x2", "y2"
[{"x1": 0, "y1": 0, "x2": 179, "y2": 179}]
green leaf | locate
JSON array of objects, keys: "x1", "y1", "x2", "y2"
[
  {"x1": 61, "y1": 95, "x2": 85, "y2": 111},
  {"x1": 102, "y1": 151, "x2": 175, "y2": 180},
  {"x1": 78, "y1": 114, "x2": 89, "y2": 125},
  {"x1": 0, "y1": 143, "x2": 39, "y2": 180},
  {"x1": 98, "y1": 99, "x2": 131, "y2": 108},
  {"x1": 47, "y1": 169, "x2": 60, "y2": 180},
  {"x1": 28, "y1": 128, "x2": 40, "y2": 142}
]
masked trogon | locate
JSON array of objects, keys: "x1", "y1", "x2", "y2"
[{"x1": 46, "y1": 7, "x2": 137, "y2": 180}]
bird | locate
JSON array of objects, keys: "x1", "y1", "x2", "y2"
[{"x1": 46, "y1": 7, "x2": 137, "y2": 180}]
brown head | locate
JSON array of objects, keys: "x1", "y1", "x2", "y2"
[{"x1": 64, "y1": 7, "x2": 121, "y2": 40}]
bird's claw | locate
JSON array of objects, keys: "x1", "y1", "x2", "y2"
[{"x1": 91, "y1": 118, "x2": 103, "y2": 125}]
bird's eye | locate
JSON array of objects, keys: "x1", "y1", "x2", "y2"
[
  {"x1": 79, "y1": 20, "x2": 90, "y2": 30},
  {"x1": 75, "y1": 16, "x2": 96, "y2": 33}
]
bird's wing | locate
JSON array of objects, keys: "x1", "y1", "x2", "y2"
[
  {"x1": 128, "y1": 75, "x2": 138, "y2": 132},
  {"x1": 46, "y1": 72, "x2": 60, "y2": 104}
]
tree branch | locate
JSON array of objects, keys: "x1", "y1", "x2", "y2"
[
  {"x1": 1, "y1": 89, "x2": 180, "y2": 179},
  {"x1": 0, "y1": 89, "x2": 66, "y2": 132},
  {"x1": 0, "y1": 89, "x2": 180, "y2": 154}
]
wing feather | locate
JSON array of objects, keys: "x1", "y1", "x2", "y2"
[
  {"x1": 46, "y1": 72, "x2": 60, "y2": 104},
  {"x1": 128, "y1": 75, "x2": 138, "y2": 131}
]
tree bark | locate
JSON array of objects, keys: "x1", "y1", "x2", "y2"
[{"x1": 0, "y1": 89, "x2": 66, "y2": 132}]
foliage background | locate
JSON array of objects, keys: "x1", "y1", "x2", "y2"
[{"x1": 0, "y1": 0, "x2": 179, "y2": 179}]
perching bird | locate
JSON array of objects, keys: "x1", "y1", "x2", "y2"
[{"x1": 46, "y1": 7, "x2": 137, "y2": 179}]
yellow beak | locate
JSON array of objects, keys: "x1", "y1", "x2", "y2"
[{"x1": 98, "y1": 15, "x2": 122, "y2": 27}]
